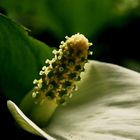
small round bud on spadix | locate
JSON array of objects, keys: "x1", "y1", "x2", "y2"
[{"x1": 32, "y1": 33, "x2": 92, "y2": 105}]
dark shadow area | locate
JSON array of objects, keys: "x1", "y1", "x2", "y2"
[{"x1": 93, "y1": 16, "x2": 140, "y2": 69}]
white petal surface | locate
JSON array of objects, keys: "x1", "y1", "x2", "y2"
[
  {"x1": 7, "y1": 100, "x2": 55, "y2": 140},
  {"x1": 45, "y1": 60, "x2": 140, "y2": 140},
  {"x1": 7, "y1": 60, "x2": 140, "y2": 140}
]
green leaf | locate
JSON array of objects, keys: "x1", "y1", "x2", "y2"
[
  {"x1": 1, "y1": 0, "x2": 138, "y2": 39},
  {"x1": 0, "y1": 14, "x2": 53, "y2": 104},
  {"x1": 7, "y1": 60, "x2": 140, "y2": 140}
]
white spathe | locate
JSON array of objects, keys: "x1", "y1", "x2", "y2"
[{"x1": 7, "y1": 60, "x2": 140, "y2": 140}]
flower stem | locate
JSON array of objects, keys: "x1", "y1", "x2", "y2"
[{"x1": 19, "y1": 90, "x2": 58, "y2": 127}]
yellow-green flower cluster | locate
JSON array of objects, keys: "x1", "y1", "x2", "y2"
[{"x1": 32, "y1": 33, "x2": 92, "y2": 104}]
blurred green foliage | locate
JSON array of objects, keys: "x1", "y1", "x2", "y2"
[
  {"x1": 0, "y1": 0, "x2": 139, "y2": 39},
  {"x1": 0, "y1": 14, "x2": 53, "y2": 104},
  {"x1": 0, "y1": 0, "x2": 140, "y2": 72}
]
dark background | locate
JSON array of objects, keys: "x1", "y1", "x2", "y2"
[{"x1": 0, "y1": 0, "x2": 140, "y2": 139}]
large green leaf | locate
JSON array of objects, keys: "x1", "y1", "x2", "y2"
[
  {"x1": 1, "y1": 0, "x2": 139, "y2": 39},
  {"x1": 7, "y1": 60, "x2": 140, "y2": 140},
  {"x1": 0, "y1": 14, "x2": 53, "y2": 104}
]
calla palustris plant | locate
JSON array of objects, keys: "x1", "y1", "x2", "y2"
[{"x1": 1, "y1": 14, "x2": 140, "y2": 140}]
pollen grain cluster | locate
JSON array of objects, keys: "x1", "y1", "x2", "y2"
[{"x1": 32, "y1": 33, "x2": 92, "y2": 104}]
